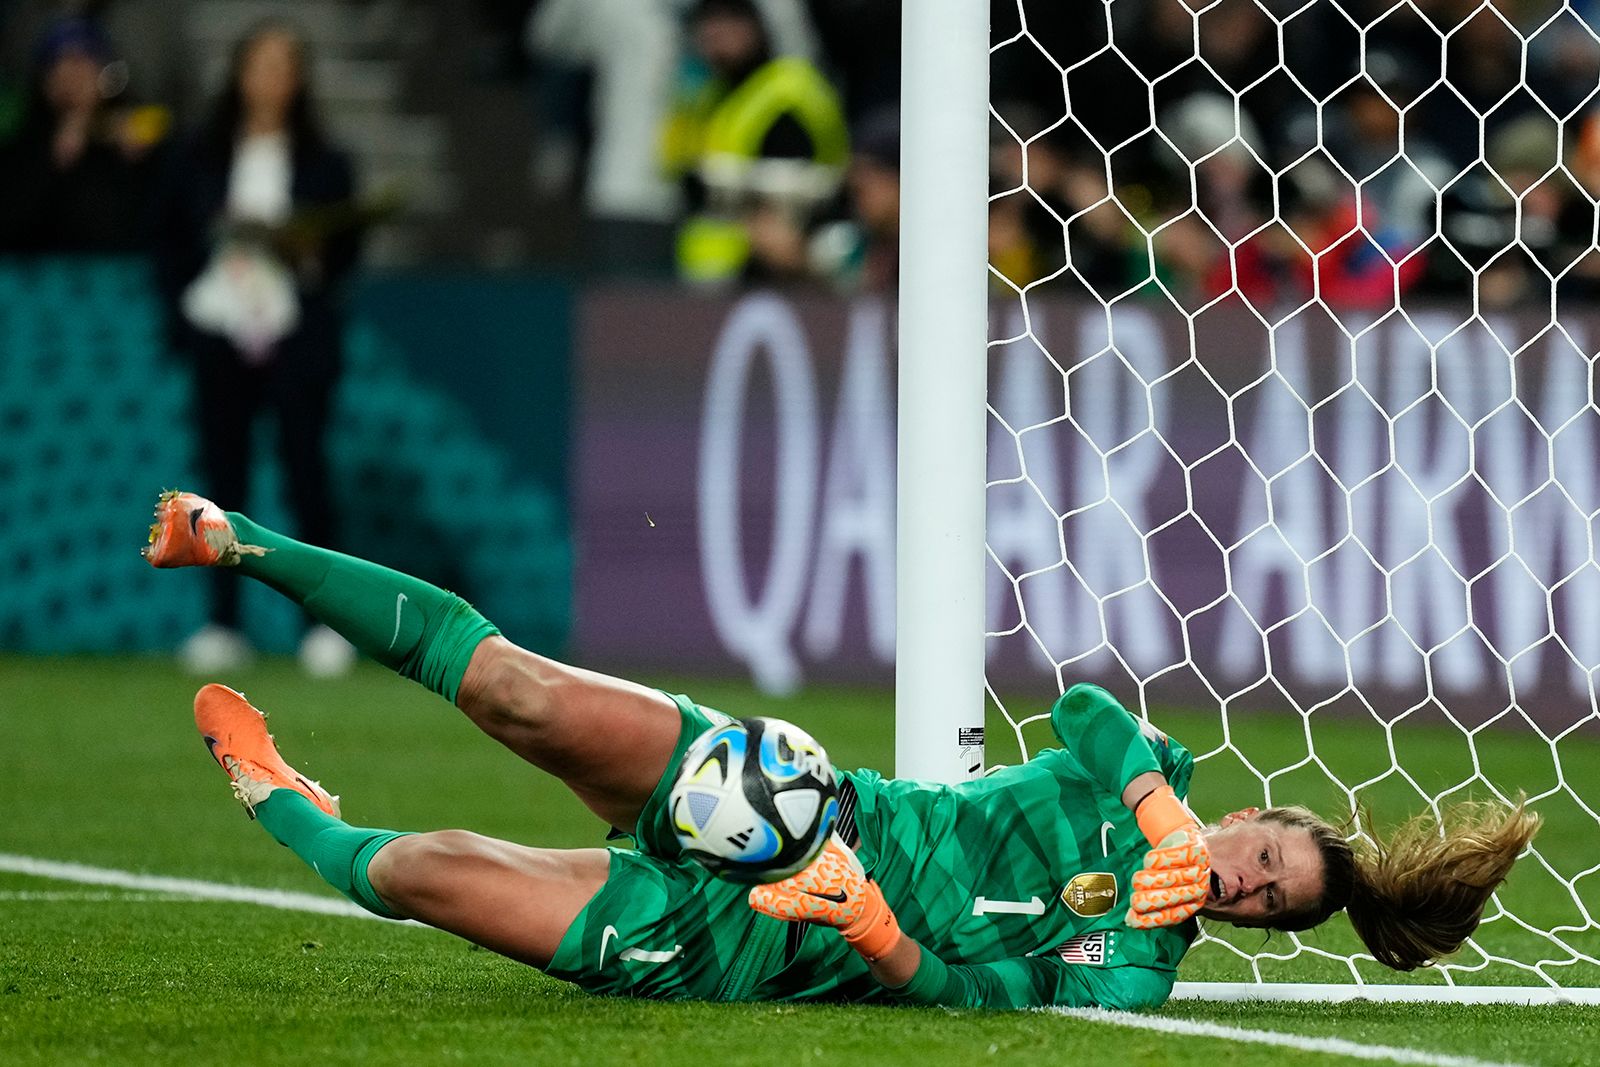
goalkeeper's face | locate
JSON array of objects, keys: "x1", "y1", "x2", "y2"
[{"x1": 1195, "y1": 813, "x2": 1324, "y2": 928}]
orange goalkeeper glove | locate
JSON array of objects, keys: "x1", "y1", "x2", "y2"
[
  {"x1": 747, "y1": 835, "x2": 902, "y2": 963},
  {"x1": 1125, "y1": 784, "x2": 1212, "y2": 929}
]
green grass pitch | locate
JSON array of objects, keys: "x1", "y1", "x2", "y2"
[{"x1": 2, "y1": 653, "x2": 1597, "y2": 1065}]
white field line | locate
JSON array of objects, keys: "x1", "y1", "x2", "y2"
[
  {"x1": 1052, "y1": 1008, "x2": 1529, "y2": 1067},
  {"x1": 1174, "y1": 981, "x2": 1600, "y2": 1006},
  {"x1": 0, "y1": 852, "x2": 385, "y2": 921},
  {"x1": 0, "y1": 890, "x2": 215, "y2": 902}
]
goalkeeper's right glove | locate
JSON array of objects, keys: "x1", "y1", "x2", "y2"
[
  {"x1": 1125, "y1": 784, "x2": 1212, "y2": 929},
  {"x1": 747, "y1": 835, "x2": 903, "y2": 963}
]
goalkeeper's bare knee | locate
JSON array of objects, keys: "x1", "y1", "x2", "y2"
[{"x1": 455, "y1": 636, "x2": 571, "y2": 736}]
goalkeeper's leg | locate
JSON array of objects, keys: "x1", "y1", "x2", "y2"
[
  {"x1": 197, "y1": 682, "x2": 607, "y2": 966},
  {"x1": 365, "y1": 832, "x2": 611, "y2": 967},
  {"x1": 147, "y1": 491, "x2": 683, "y2": 832}
]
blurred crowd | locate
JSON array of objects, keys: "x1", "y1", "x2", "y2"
[
  {"x1": 523, "y1": 0, "x2": 1600, "y2": 309},
  {"x1": 0, "y1": 5, "x2": 366, "y2": 674},
  {"x1": 983, "y1": 0, "x2": 1600, "y2": 313},
  {"x1": 4, "y1": 0, "x2": 1600, "y2": 309},
  {"x1": 0, "y1": 12, "x2": 170, "y2": 252}
]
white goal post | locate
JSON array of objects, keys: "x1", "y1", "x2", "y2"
[
  {"x1": 896, "y1": 0, "x2": 991, "y2": 782},
  {"x1": 897, "y1": 0, "x2": 1600, "y2": 1002}
]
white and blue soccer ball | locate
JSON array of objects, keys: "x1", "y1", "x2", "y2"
[{"x1": 669, "y1": 717, "x2": 839, "y2": 884}]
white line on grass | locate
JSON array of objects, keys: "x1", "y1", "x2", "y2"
[
  {"x1": 0, "y1": 890, "x2": 216, "y2": 902},
  {"x1": 0, "y1": 852, "x2": 385, "y2": 920},
  {"x1": 1053, "y1": 1008, "x2": 1529, "y2": 1067}
]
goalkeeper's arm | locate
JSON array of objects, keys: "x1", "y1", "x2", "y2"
[
  {"x1": 747, "y1": 838, "x2": 1174, "y2": 1009},
  {"x1": 1051, "y1": 683, "x2": 1212, "y2": 928},
  {"x1": 1050, "y1": 682, "x2": 1168, "y2": 802},
  {"x1": 884, "y1": 943, "x2": 1173, "y2": 1010}
]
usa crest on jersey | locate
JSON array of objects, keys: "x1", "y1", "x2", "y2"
[{"x1": 1055, "y1": 931, "x2": 1112, "y2": 965}]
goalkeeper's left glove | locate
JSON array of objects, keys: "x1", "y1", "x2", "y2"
[
  {"x1": 747, "y1": 835, "x2": 902, "y2": 963},
  {"x1": 1125, "y1": 784, "x2": 1212, "y2": 929}
]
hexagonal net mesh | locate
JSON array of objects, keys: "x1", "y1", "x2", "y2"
[{"x1": 984, "y1": 0, "x2": 1600, "y2": 990}]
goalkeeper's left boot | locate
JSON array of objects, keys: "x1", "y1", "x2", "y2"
[
  {"x1": 142, "y1": 490, "x2": 267, "y2": 568},
  {"x1": 194, "y1": 683, "x2": 340, "y2": 819}
]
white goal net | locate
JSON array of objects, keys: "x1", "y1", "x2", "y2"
[{"x1": 983, "y1": 0, "x2": 1600, "y2": 995}]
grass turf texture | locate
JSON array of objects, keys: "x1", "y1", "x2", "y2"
[{"x1": 1, "y1": 653, "x2": 1596, "y2": 1066}]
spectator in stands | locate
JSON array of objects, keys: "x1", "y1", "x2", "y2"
[
  {"x1": 0, "y1": 16, "x2": 169, "y2": 253},
  {"x1": 1299, "y1": 53, "x2": 1449, "y2": 308},
  {"x1": 988, "y1": 195, "x2": 1047, "y2": 293},
  {"x1": 0, "y1": 1, "x2": 189, "y2": 121},
  {"x1": 986, "y1": 104, "x2": 1126, "y2": 297},
  {"x1": 1561, "y1": 109, "x2": 1600, "y2": 306},
  {"x1": 524, "y1": 0, "x2": 683, "y2": 273},
  {"x1": 807, "y1": 106, "x2": 899, "y2": 291},
  {"x1": 1429, "y1": 115, "x2": 1597, "y2": 309},
  {"x1": 524, "y1": 0, "x2": 821, "y2": 275},
  {"x1": 986, "y1": 105, "x2": 1058, "y2": 292},
  {"x1": 153, "y1": 18, "x2": 362, "y2": 677},
  {"x1": 1428, "y1": 0, "x2": 1537, "y2": 171},
  {"x1": 660, "y1": 0, "x2": 848, "y2": 285},
  {"x1": 1012, "y1": 126, "x2": 1132, "y2": 303},
  {"x1": 1164, "y1": 94, "x2": 1294, "y2": 309}
]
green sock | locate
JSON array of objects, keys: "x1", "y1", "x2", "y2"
[
  {"x1": 225, "y1": 513, "x2": 500, "y2": 704},
  {"x1": 255, "y1": 790, "x2": 409, "y2": 920}
]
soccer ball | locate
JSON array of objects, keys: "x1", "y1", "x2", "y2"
[{"x1": 669, "y1": 717, "x2": 839, "y2": 884}]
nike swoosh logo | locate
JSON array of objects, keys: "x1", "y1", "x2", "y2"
[
  {"x1": 620, "y1": 945, "x2": 683, "y2": 964},
  {"x1": 598, "y1": 926, "x2": 682, "y2": 967},
  {"x1": 804, "y1": 889, "x2": 848, "y2": 904},
  {"x1": 388, "y1": 593, "x2": 408, "y2": 650}
]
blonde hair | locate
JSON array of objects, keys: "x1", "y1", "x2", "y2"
[{"x1": 1258, "y1": 799, "x2": 1541, "y2": 971}]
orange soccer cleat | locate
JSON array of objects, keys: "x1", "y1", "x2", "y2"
[
  {"x1": 194, "y1": 683, "x2": 339, "y2": 819},
  {"x1": 142, "y1": 490, "x2": 266, "y2": 568}
]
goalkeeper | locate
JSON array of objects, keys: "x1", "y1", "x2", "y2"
[{"x1": 144, "y1": 491, "x2": 1541, "y2": 1008}]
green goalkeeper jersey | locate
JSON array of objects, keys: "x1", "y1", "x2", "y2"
[
  {"x1": 752, "y1": 683, "x2": 1199, "y2": 1009},
  {"x1": 547, "y1": 683, "x2": 1198, "y2": 1010}
]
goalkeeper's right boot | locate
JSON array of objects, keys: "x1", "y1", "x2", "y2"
[
  {"x1": 194, "y1": 683, "x2": 340, "y2": 819},
  {"x1": 142, "y1": 490, "x2": 267, "y2": 568}
]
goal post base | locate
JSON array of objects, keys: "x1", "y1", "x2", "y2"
[{"x1": 1170, "y1": 982, "x2": 1600, "y2": 1006}]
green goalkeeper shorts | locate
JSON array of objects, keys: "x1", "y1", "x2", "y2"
[
  {"x1": 543, "y1": 844, "x2": 786, "y2": 1000},
  {"x1": 624, "y1": 693, "x2": 734, "y2": 861},
  {"x1": 543, "y1": 694, "x2": 783, "y2": 1000},
  {"x1": 544, "y1": 694, "x2": 878, "y2": 1002}
]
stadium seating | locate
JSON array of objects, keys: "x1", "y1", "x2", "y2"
[{"x1": 0, "y1": 258, "x2": 569, "y2": 655}]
